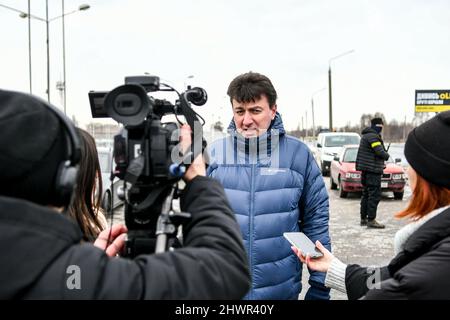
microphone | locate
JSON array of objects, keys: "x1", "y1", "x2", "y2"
[{"x1": 185, "y1": 87, "x2": 207, "y2": 106}]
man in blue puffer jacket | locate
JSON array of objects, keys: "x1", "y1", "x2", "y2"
[{"x1": 207, "y1": 72, "x2": 331, "y2": 300}]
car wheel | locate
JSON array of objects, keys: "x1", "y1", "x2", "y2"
[
  {"x1": 321, "y1": 162, "x2": 329, "y2": 176},
  {"x1": 394, "y1": 191, "x2": 404, "y2": 200},
  {"x1": 330, "y1": 175, "x2": 337, "y2": 190},
  {"x1": 338, "y1": 179, "x2": 348, "y2": 198}
]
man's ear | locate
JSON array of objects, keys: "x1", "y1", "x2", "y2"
[{"x1": 271, "y1": 104, "x2": 277, "y2": 119}]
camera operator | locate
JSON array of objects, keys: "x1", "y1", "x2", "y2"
[{"x1": 0, "y1": 89, "x2": 250, "y2": 299}]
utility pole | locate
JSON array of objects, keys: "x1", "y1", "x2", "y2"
[
  {"x1": 403, "y1": 115, "x2": 407, "y2": 142},
  {"x1": 27, "y1": 0, "x2": 32, "y2": 93},
  {"x1": 305, "y1": 110, "x2": 308, "y2": 138},
  {"x1": 328, "y1": 49, "x2": 355, "y2": 131},
  {"x1": 301, "y1": 116, "x2": 304, "y2": 139},
  {"x1": 328, "y1": 67, "x2": 332, "y2": 131},
  {"x1": 18, "y1": 2, "x2": 90, "y2": 106},
  {"x1": 62, "y1": 0, "x2": 66, "y2": 113},
  {"x1": 46, "y1": 0, "x2": 50, "y2": 101}
]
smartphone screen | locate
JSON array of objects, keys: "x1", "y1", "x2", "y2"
[{"x1": 283, "y1": 232, "x2": 323, "y2": 258}]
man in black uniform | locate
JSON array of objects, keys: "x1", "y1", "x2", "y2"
[
  {"x1": 0, "y1": 89, "x2": 250, "y2": 299},
  {"x1": 356, "y1": 117, "x2": 390, "y2": 228}
]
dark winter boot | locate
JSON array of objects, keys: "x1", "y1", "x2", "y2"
[{"x1": 367, "y1": 219, "x2": 385, "y2": 229}]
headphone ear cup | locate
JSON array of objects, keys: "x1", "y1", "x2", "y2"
[{"x1": 55, "y1": 160, "x2": 78, "y2": 206}]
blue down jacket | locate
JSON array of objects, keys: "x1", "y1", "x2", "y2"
[{"x1": 207, "y1": 112, "x2": 331, "y2": 300}]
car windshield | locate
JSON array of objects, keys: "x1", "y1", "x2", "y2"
[
  {"x1": 324, "y1": 135, "x2": 360, "y2": 147},
  {"x1": 342, "y1": 149, "x2": 396, "y2": 164},
  {"x1": 98, "y1": 152, "x2": 111, "y2": 173},
  {"x1": 343, "y1": 148, "x2": 358, "y2": 162}
]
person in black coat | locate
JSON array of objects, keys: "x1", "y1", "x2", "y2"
[
  {"x1": 293, "y1": 111, "x2": 450, "y2": 299},
  {"x1": 356, "y1": 117, "x2": 390, "y2": 228},
  {"x1": 0, "y1": 89, "x2": 250, "y2": 299}
]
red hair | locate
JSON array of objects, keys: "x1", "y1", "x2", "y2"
[{"x1": 396, "y1": 172, "x2": 450, "y2": 220}]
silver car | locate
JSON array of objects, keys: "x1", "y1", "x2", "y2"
[{"x1": 97, "y1": 147, "x2": 123, "y2": 215}]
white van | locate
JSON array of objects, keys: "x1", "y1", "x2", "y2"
[{"x1": 316, "y1": 132, "x2": 360, "y2": 175}]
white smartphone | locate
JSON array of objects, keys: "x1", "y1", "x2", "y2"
[{"x1": 284, "y1": 232, "x2": 323, "y2": 258}]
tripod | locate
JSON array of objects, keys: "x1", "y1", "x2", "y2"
[{"x1": 155, "y1": 185, "x2": 191, "y2": 253}]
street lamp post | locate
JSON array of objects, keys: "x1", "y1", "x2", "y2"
[
  {"x1": 1, "y1": 2, "x2": 32, "y2": 93},
  {"x1": 19, "y1": 1, "x2": 90, "y2": 110},
  {"x1": 61, "y1": 1, "x2": 90, "y2": 114},
  {"x1": 62, "y1": 0, "x2": 66, "y2": 111},
  {"x1": 13, "y1": 1, "x2": 51, "y2": 102},
  {"x1": 311, "y1": 87, "x2": 326, "y2": 139},
  {"x1": 45, "y1": 0, "x2": 50, "y2": 102},
  {"x1": 305, "y1": 110, "x2": 308, "y2": 138},
  {"x1": 27, "y1": 0, "x2": 32, "y2": 93},
  {"x1": 328, "y1": 49, "x2": 355, "y2": 131}
]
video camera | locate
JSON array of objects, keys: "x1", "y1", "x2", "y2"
[{"x1": 89, "y1": 75, "x2": 207, "y2": 258}]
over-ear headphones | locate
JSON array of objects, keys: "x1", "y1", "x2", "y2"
[{"x1": 36, "y1": 97, "x2": 81, "y2": 207}]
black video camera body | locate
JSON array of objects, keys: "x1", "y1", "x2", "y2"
[{"x1": 89, "y1": 75, "x2": 207, "y2": 257}]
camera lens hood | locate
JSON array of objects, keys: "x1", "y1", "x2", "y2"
[{"x1": 105, "y1": 84, "x2": 151, "y2": 125}]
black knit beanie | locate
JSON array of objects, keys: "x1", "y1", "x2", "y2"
[
  {"x1": 404, "y1": 110, "x2": 450, "y2": 189},
  {"x1": 0, "y1": 89, "x2": 67, "y2": 205},
  {"x1": 371, "y1": 117, "x2": 384, "y2": 126}
]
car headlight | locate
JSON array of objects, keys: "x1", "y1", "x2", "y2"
[{"x1": 345, "y1": 172, "x2": 361, "y2": 179}]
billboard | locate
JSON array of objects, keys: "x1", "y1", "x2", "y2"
[{"x1": 415, "y1": 90, "x2": 450, "y2": 112}]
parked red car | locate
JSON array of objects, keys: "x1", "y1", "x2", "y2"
[{"x1": 330, "y1": 145, "x2": 406, "y2": 199}]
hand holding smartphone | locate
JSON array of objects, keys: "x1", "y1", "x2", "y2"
[{"x1": 283, "y1": 232, "x2": 323, "y2": 258}]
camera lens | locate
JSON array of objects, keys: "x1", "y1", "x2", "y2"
[
  {"x1": 105, "y1": 84, "x2": 152, "y2": 125},
  {"x1": 114, "y1": 93, "x2": 141, "y2": 115}
]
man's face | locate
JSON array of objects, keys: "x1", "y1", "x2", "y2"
[
  {"x1": 232, "y1": 95, "x2": 277, "y2": 138},
  {"x1": 375, "y1": 124, "x2": 383, "y2": 133}
]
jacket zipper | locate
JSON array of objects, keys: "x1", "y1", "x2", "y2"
[{"x1": 249, "y1": 164, "x2": 255, "y2": 299}]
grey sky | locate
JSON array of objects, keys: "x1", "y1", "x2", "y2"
[{"x1": 1, "y1": 0, "x2": 449, "y2": 131}]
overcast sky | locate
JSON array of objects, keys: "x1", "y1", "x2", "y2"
[{"x1": 1, "y1": 0, "x2": 449, "y2": 131}]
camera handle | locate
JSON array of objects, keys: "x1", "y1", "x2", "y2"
[{"x1": 155, "y1": 185, "x2": 191, "y2": 253}]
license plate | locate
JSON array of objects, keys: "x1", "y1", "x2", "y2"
[{"x1": 381, "y1": 182, "x2": 388, "y2": 188}]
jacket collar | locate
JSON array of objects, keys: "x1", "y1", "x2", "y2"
[
  {"x1": 388, "y1": 206, "x2": 450, "y2": 274},
  {"x1": 361, "y1": 127, "x2": 379, "y2": 136},
  {"x1": 225, "y1": 112, "x2": 285, "y2": 164},
  {"x1": 227, "y1": 111, "x2": 286, "y2": 135}
]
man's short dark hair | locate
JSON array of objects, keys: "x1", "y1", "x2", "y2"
[{"x1": 227, "y1": 72, "x2": 277, "y2": 107}]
